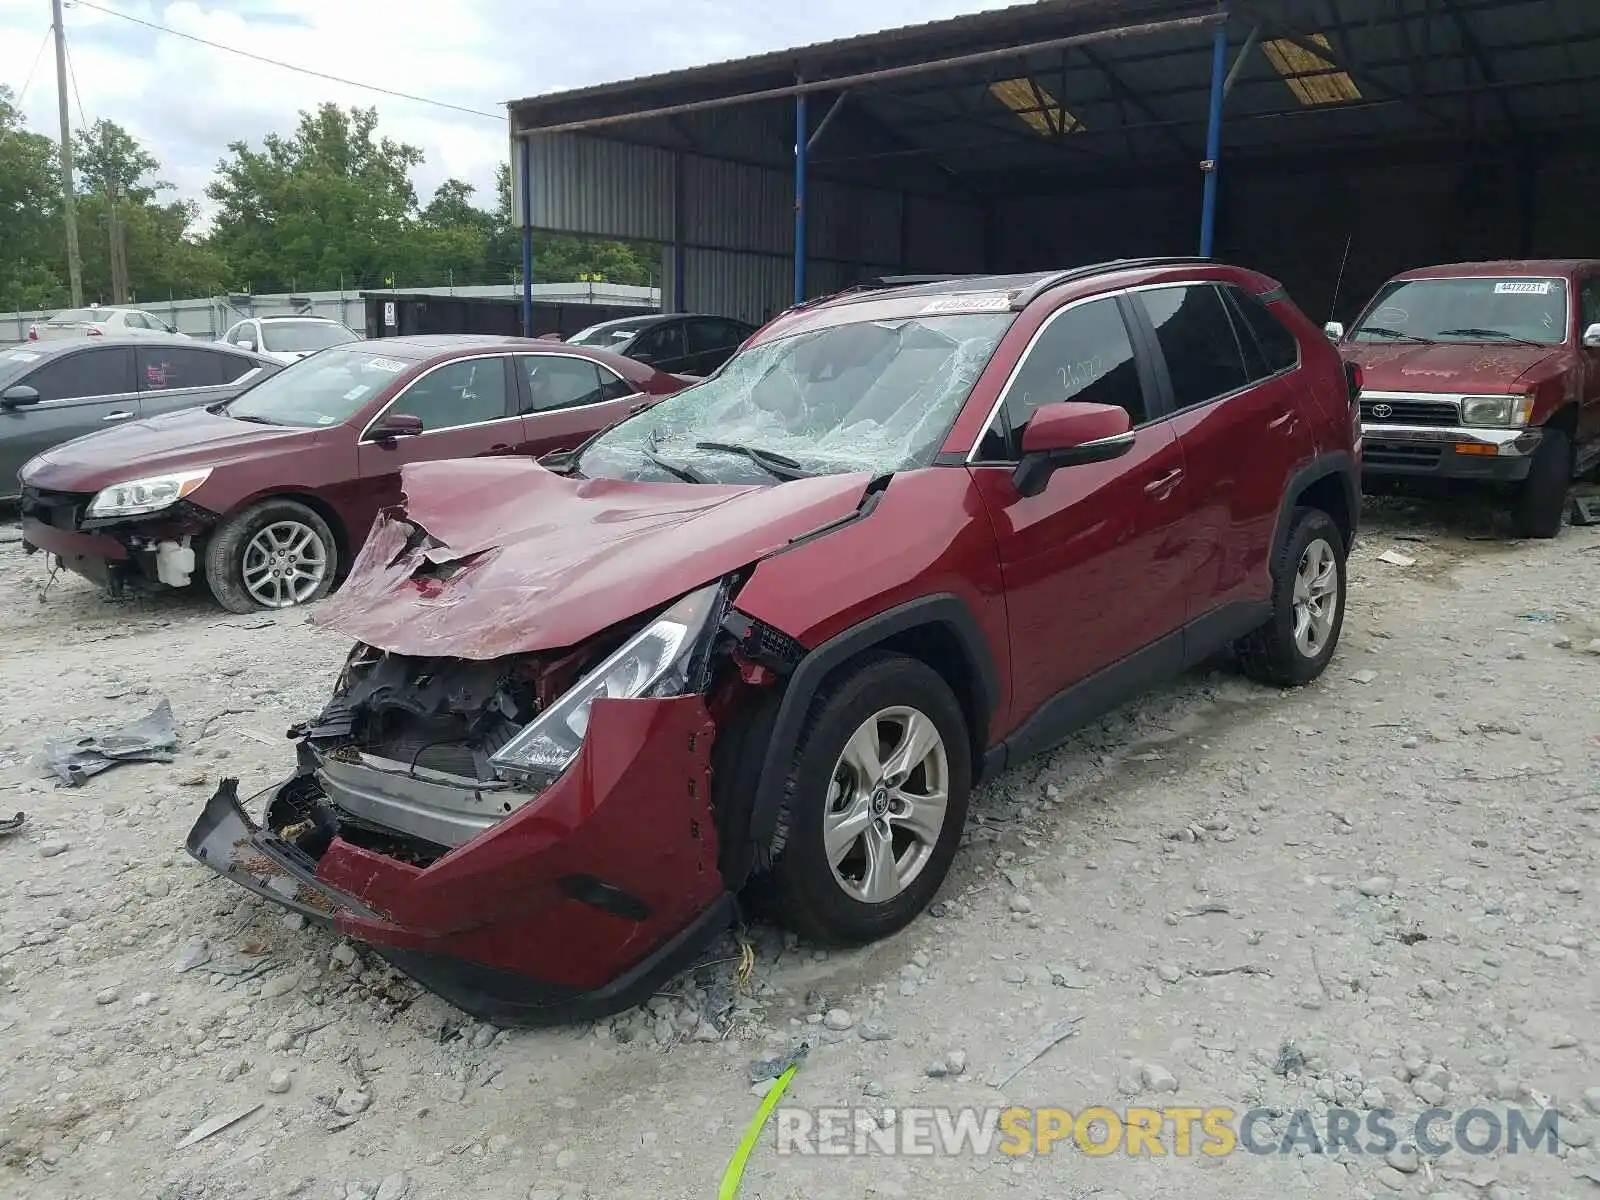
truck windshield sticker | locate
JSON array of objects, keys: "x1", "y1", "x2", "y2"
[
  {"x1": 366, "y1": 357, "x2": 408, "y2": 373},
  {"x1": 1493, "y1": 280, "x2": 1553, "y2": 295}
]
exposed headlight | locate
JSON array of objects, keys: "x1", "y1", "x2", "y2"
[
  {"x1": 1460, "y1": 395, "x2": 1533, "y2": 428},
  {"x1": 490, "y1": 583, "x2": 722, "y2": 787},
  {"x1": 86, "y1": 469, "x2": 213, "y2": 518}
]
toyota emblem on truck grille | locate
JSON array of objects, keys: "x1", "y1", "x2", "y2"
[{"x1": 1371, "y1": 403, "x2": 1393, "y2": 418}]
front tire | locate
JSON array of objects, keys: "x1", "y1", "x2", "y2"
[
  {"x1": 1510, "y1": 427, "x2": 1572, "y2": 539},
  {"x1": 204, "y1": 499, "x2": 338, "y2": 614},
  {"x1": 1236, "y1": 507, "x2": 1347, "y2": 687},
  {"x1": 764, "y1": 654, "x2": 971, "y2": 945}
]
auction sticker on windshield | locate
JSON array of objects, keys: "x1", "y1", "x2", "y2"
[
  {"x1": 1493, "y1": 280, "x2": 1553, "y2": 294},
  {"x1": 921, "y1": 293, "x2": 1012, "y2": 314},
  {"x1": 366, "y1": 356, "x2": 409, "y2": 373}
]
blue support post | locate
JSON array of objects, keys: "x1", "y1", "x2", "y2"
[
  {"x1": 793, "y1": 92, "x2": 807, "y2": 306},
  {"x1": 520, "y1": 139, "x2": 534, "y2": 335},
  {"x1": 1198, "y1": 11, "x2": 1229, "y2": 258}
]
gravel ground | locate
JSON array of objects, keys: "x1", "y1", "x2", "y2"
[{"x1": 1, "y1": 495, "x2": 1597, "y2": 1200}]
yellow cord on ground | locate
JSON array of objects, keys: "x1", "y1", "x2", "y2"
[
  {"x1": 734, "y1": 934, "x2": 755, "y2": 992},
  {"x1": 718, "y1": 1063, "x2": 800, "y2": 1199}
]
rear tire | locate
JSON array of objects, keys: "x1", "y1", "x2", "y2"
[
  {"x1": 1236, "y1": 507, "x2": 1346, "y2": 687},
  {"x1": 763, "y1": 654, "x2": 971, "y2": 946},
  {"x1": 204, "y1": 499, "x2": 338, "y2": 614},
  {"x1": 1509, "y1": 427, "x2": 1573, "y2": 539}
]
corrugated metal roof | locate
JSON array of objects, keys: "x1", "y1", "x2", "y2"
[{"x1": 511, "y1": 0, "x2": 1600, "y2": 181}]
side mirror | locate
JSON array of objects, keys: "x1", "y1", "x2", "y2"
[
  {"x1": 1, "y1": 384, "x2": 41, "y2": 408},
  {"x1": 1012, "y1": 402, "x2": 1134, "y2": 498},
  {"x1": 369, "y1": 412, "x2": 423, "y2": 441},
  {"x1": 1583, "y1": 322, "x2": 1600, "y2": 350},
  {"x1": 237, "y1": 337, "x2": 257, "y2": 352},
  {"x1": 1324, "y1": 321, "x2": 1345, "y2": 342}
]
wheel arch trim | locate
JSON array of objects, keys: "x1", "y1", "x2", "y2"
[{"x1": 737, "y1": 593, "x2": 998, "y2": 888}]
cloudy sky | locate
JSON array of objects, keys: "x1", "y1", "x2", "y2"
[{"x1": 0, "y1": 0, "x2": 1022, "y2": 219}]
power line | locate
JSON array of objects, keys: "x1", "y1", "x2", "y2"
[
  {"x1": 67, "y1": 0, "x2": 505, "y2": 122},
  {"x1": 61, "y1": 27, "x2": 90, "y2": 128},
  {"x1": 16, "y1": 25, "x2": 54, "y2": 105}
]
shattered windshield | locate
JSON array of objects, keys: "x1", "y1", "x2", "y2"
[
  {"x1": 576, "y1": 313, "x2": 1011, "y2": 482},
  {"x1": 225, "y1": 346, "x2": 414, "y2": 427},
  {"x1": 1351, "y1": 277, "x2": 1568, "y2": 345}
]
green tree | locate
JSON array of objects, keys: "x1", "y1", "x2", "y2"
[
  {"x1": 206, "y1": 103, "x2": 425, "y2": 291},
  {"x1": 74, "y1": 118, "x2": 163, "y2": 203},
  {"x1": 0, "y1": 86, "x2": 68, "y2": 310}
]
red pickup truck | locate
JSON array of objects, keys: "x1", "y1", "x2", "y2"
[{"x1": 1330, "y1": 259, "x2": 1600, "y2": 536}]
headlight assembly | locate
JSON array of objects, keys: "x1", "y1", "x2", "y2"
[
  {"x1": 1459, "y1": 395, "x2": 1533, "y2": 428},
  {"x1": 86, "y1": 469, "x2": 213, "y2": 518},
  {"x1": 490, "y1": 582, "x2": 722, "y2": 787}
]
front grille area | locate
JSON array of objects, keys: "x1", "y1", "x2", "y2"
[
  {"x1": 1361, "y1": 398, "x2": 1460, "y2": 426},
  {"x1": 18, "y1": 486, "x2": 91, "y2": 531},
  {"x1": 1364, "y1": 442, "x2": 1444, "y2": 469}
]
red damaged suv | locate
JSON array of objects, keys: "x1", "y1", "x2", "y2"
[{"x1": 188, "y1": 259, "x2": 1361, "y2": 1024}]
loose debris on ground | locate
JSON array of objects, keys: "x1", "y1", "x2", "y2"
[{"x1": 1, "y1": 494, "x2": 1598, "y2": 1200}]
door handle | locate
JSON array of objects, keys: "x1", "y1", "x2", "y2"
[
  {"x1": 1268, "y1": 410, "x2": 1297, "y2": 431},
  {"x1": 102, "y1": 410, "x2": 135, "y2": 421},
  {"x1": 1144, "y1": 468, "x2": 1184, "y2": 496},
  {"x1": 489, "y1": 443, "x2": 512, "y2": 452}
]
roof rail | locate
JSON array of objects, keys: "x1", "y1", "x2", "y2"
[{"x1": 1011, "y1": 257, "x2": 1216, "y2": 308}]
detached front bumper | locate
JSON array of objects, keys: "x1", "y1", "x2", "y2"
[
  {"x1": 185, "y1": 695, "x2": 731, "y2": 1026},
  {"x1": 1359, "y1": 424, "x2": 1543, "y2": 482}
]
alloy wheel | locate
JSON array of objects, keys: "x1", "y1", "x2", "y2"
[
  {"x1": 822, "y1": 705, "x2": 950, "y2": 904},
  {"x1": 242, "y1": 519, "x2": 329, "y2": 608},
  {"x1": 1291, "y1": 536, "x2": 1340, "y2": 659}
]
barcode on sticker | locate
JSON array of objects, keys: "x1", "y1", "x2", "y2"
[
  {"x1": 921, "y1": 293, "x2": 1012, "y2": 313},
  {"x1": 1493, "y1": 280, "x2": 1552, "y2": 294}
]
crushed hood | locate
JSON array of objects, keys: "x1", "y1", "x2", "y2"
[
  {"x1": 314, "y1": 457, "x2": 876, "y2": 659},
  {"x1": 1344, "y1": 342, "x2": 1563, "y2": 394}
]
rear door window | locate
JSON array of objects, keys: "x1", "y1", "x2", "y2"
[
  {"x1": 518, "y1": 355, "x2": 618, "y2": 412},
  {"x1": 1137, "y1": 285, "x2": 1252, "y2": 410},
  {"x1": 24, "y1": 348, "x2": 136, "y2": 401},
  {"x1": 1227, "y1": 287, "x2": 1300, "y2": 376},
  {"x1": 137, "y1": 346, "x2": 229, "y2": 391}
]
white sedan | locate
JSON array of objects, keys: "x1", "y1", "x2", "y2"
[
  {"x1": 28, "y1": 306, "x2": 189, "y2": 342},
  {"x1": 220, "y1": 316, "x2": 361, "y2": 365}
]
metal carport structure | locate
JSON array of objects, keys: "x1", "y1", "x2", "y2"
[{"x1": 507, "y1": 0, "x2": 1600, "y2": 328}]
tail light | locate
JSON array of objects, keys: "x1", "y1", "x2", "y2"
[{"x1": 26, "y1": 324, "x2": 38, "y2": 341}]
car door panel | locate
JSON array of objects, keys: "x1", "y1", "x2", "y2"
[
  {"x1": 514, "y1": 354, "x2": 643, "y2": 457},
  {"x1": 1134, "y1": 283, "x2": 1316, "y2": 615},
  {"x1": 0, "y1": 347, "x2": 137, "y2": 494},
  {"x1": 966, "y1": 294, "x2": 1190, "y2": 730},
  {"x1": 354, "y1": 357, "x2": 521, "y2": 530}
]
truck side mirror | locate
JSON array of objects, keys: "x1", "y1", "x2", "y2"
[
  {"x1": 1324, "y1": 321, "x2": 1345, "y2": 342},
  {"x1": 1583, "y1": 322, "x2": 1600, "y2": 350}
]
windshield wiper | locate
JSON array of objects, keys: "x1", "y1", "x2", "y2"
[
  {"x1": 229, "y1": 413, "x2": 281, "y2": 426},
  {"x1": 643, "y1": 449, "x2": 712, "y2": 484},
  {"x1": 1358, "y1": 326, "x2": 1435, "y2": 344},
  {"x1": 692, "y1": 440, "x2": 808, "y2": 480},
  {"x1": 1435, "y1": 327, "x2": 1544, "y2": 348}
]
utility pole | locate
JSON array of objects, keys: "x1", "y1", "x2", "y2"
[{"x1": 52, "y1": 0, "x2": 83, "y2": 307}]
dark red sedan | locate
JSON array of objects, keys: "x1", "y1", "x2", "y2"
[{"x1": 17, "y1": 335, "x2": 688, "y2": 611}]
